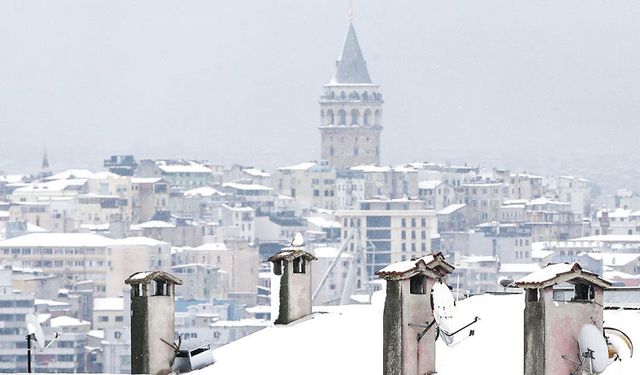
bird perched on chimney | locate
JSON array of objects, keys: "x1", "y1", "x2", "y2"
[{"x1": 291, "y1": 232, "x2": 304, "y2": 247}]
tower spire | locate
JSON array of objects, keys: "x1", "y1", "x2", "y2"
[{"x1": 331, "y1": 23, "x2": 371, "y2": 84}]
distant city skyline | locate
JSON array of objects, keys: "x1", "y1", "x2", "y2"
[{"x1": 1, "y1": 1, "x2": 639, "y2": 191}]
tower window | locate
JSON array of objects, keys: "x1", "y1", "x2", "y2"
[
  {"x1": 327, "y1": 110, "x2": 334, "y2": 125},
  {"x1": 338, "y1": 110, "x2": 347, "y2": 125},
  {"x1": 363, "y1": 109, "x2": 371, "y2": 125},
  {"x1": 362, "y1": 92, "x2": 369, "y2": 100},
  {"x1": 329, "y1": 146, "x2": 334, "y2": 156},
  {"x1": 351, "y1": 109, "x2": 359, "y2": 125},
  {"x1": 340, "y1": 91, "x2": 346, "y2": 99},
  {"x1": 354, "y1": 147, "x2": 359, "y2": 156},
  {"x1": 293, "y1": 258, "x2": 306, "y2": 274}
]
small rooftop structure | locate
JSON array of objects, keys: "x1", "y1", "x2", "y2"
[
  {"x1": 376, "y1": 253, "x2": 454, "y2": 281},
  {"x1": 125, "y1": 270, "x2": 183, "y2": 286},
  {"x1": 515, "y1": 262, "x2": 611, "y2": 289}
]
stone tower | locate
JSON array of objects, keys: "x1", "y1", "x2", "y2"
[{"x1": 320, "y1": 23, "x2": 383, "y2": 169}]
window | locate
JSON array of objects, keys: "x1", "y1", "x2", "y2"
[
  {"x1": 273, "y1": 260, "x2": 283, "y2": 275},
  {"x1": 350, "y1": 109, "x2": 359, "y2": 125},
  {"x1": 338, "y1": 110, "x2": 347, "y2": 125},
  {"x1": 98, "y1": 316, "x2": 109, "y2": 322},
  {"x1": 410, "y1": 275, "x2": 426, "y2": 294},
  {"x1": 293, "y1": 258, "x2": 305, "y2": 273}
]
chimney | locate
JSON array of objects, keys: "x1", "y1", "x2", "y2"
[
  {"x1": 268, "y1": 246, "x2": 317, "y2": 324},
  {"x1": 515, "y1": 263, "x2": 611, "y2": 375},
  {"x1": 125, "y1": 271, "x2": 183, "y2": 374},
  {"x1": 376, "y1": 253, "x2": 454, "y2": 375}
]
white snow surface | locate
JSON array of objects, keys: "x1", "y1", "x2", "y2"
[{"x1": 196, "y1": 293, "x2": 640, "y2": 375}]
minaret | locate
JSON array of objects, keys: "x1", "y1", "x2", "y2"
[
  {"x1": 319, "y1": 22, "x2": 383, "y2": 169},
  {"x1": 40, "y1": 148, "x2": 52, "y2": 178}
]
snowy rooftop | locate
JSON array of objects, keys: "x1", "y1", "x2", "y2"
[
  {"x1": 278, "y1": 162, "x2": 317, "y2": 171},
  {"x1": 50, "y1": 316, "x2": 90, "y2": 328},
  {"x1": 222, "y1": 182, "x2": 273, "y2": 191},
  {"x1": 418, "y1": 180, "x2": 443, "y2": 189},
  {"x1": 94, "y1": 297, "x2": 124, "y2": 311},
  {"x1": 515, "y1": 263, "x2": 610, "y2": 289},
  {"x1": 156, "y1": 161, "x2": 212, "y2": 174},
  {"x1": 242, "y1": 168, "x2": 270, "y2": 177},
  {"x1": 14, "y1": 179, "x2": 87, "y2": 192},
  {"x1": 0, "y1": 233, "x2": 114, "y2": 248},
  {"x1": 195, "y1": 293, "x2": 639, "y2": 375},
  {"x1": 193, "y1": 243, "x2": 228, "y2": 251},
  {"x1": 571, "y1": 235, "x2": 640, "y2": 243},
  {"x1": 306, "y1": 216, "x2": 341, "y2": 229},
  {"x1": 587, "y1": 252, "x2": 640, "y2": 267},
  {"x1": 499, "y1": 263, "x2": 542, "y2": 274},
  {"x1": 133, "y1": 220, "x2": 176, "y2": 229},
  {"x1": 184, "y1": 186, "x2": 226, "y2": 198},
  {"x1": 350, "y1": 165, "x2": 392, "y2": 173},
  {"x1": 437, "y1": 203, "x2": 466, "y2": 215}
]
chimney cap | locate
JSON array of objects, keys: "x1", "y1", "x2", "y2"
[
  {"x1": 514, "y1": 262, "x2": 611, "y2": 289},
  {"x1": 125, "y1": 270, "x2": 183, "y2": 285},
  {"x1": 376, "y1": 252, "x2": 453, "y2": 281},
  {"x1": 268, "y1": 248, "x2": 317, "y2": 263}
]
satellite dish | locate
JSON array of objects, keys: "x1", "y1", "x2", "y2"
[
  {"x1": 578, "y1": 324, "x2": 609, "y2": 373},
  {"x1": 26, "y1": 314, "x2": 45, "y2": 351},
  {"x1": 432, "y1": 282, "x2": 478, "y2": 347},
  {"x1": 497, "y1": 276, "x2": 515, "y2": 288},
  {"x1": 604, "y1": 327, "x2": 634, "y2": 360}
]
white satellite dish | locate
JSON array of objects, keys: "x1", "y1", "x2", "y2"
[
  {"x1": 604, "y1": 327, "x2": 634, "y2": 361},
  {"x1": 431, "y1": 282, "x2": 478, "y2": 347},
  {"x1": 578, "y1": 324, "x2": 609, "y2": 374},
  {"x1": 26, "y1": 314, "x2": 45, "y2": 351}
]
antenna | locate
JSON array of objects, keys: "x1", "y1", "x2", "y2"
[
  {"x1": 25, "y1": 314, "x2": 61, "y2": 373},
  {"x1": 348, "y1": 0, "x2": 354, "y2": 22}
]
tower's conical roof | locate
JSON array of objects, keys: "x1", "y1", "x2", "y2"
[{"x1": 331, "y1": 23, "x2": 372, "y2": 84}]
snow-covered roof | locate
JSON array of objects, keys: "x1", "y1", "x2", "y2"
[
  {"x1": 222, "y1": 182, "x2": 273, "y2": 191},
  {"x1": 14, "y1": 179, "x2": 87, "y2": 192},
  {"x1": 88, "y1": 329, "x2": 104, "y2": 339},
  {"x1": 418, "y1": 180, "x2": 443, "y2": 189},
  {"x1": 376, "y1": 253, "x2": 453, "y2": 280},
  {"x1": 133, "y1": 220, "x2": 176, "y2": 229},
  {"x1": 587, "y1": 253, "x2": 640, "y2": 267},
  {"x1": 278, "y1": 162, "x2": 317, "y2": 171},
  {"x1": 195, "y1": 293, "x2": 640, "y2": 375},
  {"x1": 596, "y1": 208, "x2": 631, "y2": 219},
  {"x1": 157, "y1": 161, "x2": 212, "y2": 174},
  {"x1": 0, "y1": 233, "x2": 114, "y2": 248},
  {"x1": 193, "y1": 243, "x2": 228, "y2": 251},
  {"x1": 531, "y1": 249, "x2": 555, "y2": 259},
  {"x1": 115, "y1": 236, "x2": 169, "y2": 246},
  {"x1": 604, "y1": 270, "x2": 640, "y2": 281},
  {"x1": 131, "y1": 177, "x2": 163, "y2": 184},
  {"x1": 499, "y1": 263, "x2": 541, "y2": 274},
  {"x1": 184, "y1": 186, "x2": 226, "y2": 198},
  {"x1": 437, "y1": 204, "x2": 466, "y2": 215},
  {"x1": 572, "y1": 235, "x2": 640, "y2": 243},
  {"x1": 350, "y1": 165, "x2": 392, "y2": 173},
  {"x1": 50, "y1": 316, "x2": 91, "y2": 328},
  {"x1": 515, "y1": 263, "x2": 610, "y2": 289},
  {"x1": 306, "y1": 216, "x2": 341, "y2": 229},
  {"x1": 94, "y1": 297, "x2": 124, "y2": 311},
  {"x1": 125, "y1": 271, "x2": 182, "y2": 285},
  {"x1": 242, "y1": 168, "x2": 270, "y2": 177}
]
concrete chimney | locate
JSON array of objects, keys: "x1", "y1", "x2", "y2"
[
  {"x1": 268, "y1": 246, "x2": 317, "y2": 324},
  {"x1": 515, "y1": 263, "x2": 611, "y2": 375},
  {"x1": 376, "y1": 253, "x2": 454, "y2": 375},
  {"x1": 125, "y1": 271, "x2": 183, "y2": 374}
]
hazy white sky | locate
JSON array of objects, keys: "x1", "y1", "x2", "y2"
[{"x1": 1, "y1": 0, "x2": 639, "y2": 174}]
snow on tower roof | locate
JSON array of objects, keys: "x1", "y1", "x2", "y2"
[{"x1": 330, "y1": 23, "x2": 372, "y2": 84}]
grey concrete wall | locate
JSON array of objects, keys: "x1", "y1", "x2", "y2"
[
  {"x1": 130, "y1": 293, "x2": 176, "y2": 374},
  {"x1": 276, "y1": 260, "x2": 312, "y2": 324},
  {"x1": 401, "y1": 278, "x2": 436, "y2": 375},
  {"x1": 383, "y1": 280, "x2": 403, "y2": 375},
  {"x1": 382, "y1": 277, "x2": 437, "y2": 375},
  {"x1": 523, "y1": 289, "x2": 545, "y2": 375}
]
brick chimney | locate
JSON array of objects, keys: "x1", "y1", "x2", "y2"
[
  {"x1": 125, "y1": 271, "x2": 183, "y2": 374},
  {"x1": 376, "y1": 253, "x2": 454, "y2": 375},
  {"x1": 515, "y1": 263, "x2": 611, "y2": 375},
  {"x1": 268, "y1": 246, "x2": 317, "y2": 324}
]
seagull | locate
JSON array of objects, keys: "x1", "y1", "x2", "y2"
[{"x1": 291, "y1": 232, "x2": 304, "y2": 247}]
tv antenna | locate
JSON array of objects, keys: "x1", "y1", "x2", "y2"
[{"x1": 25, "y1": 313, "x2": 60, "y2": 373}]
